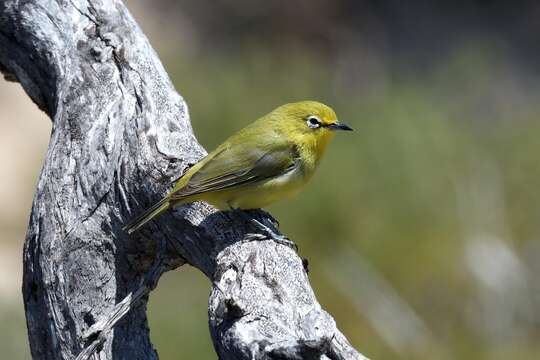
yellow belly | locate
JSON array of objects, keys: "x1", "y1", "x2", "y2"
[{"x1": 195, "y1": 168, "x2": 308, "y2": 210}]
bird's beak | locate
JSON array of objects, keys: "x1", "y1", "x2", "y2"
[{"x1": 327, "y1": 122, "x2": 353, "y2": 131}]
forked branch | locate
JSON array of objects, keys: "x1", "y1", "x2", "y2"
[{"x1": 0, "y1": 0, "x2": 368, "y2": 359}]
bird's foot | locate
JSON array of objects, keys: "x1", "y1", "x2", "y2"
[
  {"x1": 250, "y1": 218, "x2": 298, "y2": 252},
  {"x1": 257, "y1": 209, "x2": 280, "y2": 228}
]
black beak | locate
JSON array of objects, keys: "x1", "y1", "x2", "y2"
[{"x1": 327, "y1": 122, "x2": 353, "y2": 131}]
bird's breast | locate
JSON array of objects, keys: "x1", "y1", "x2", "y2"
[{"x1": 222, "y1": 165, "x2": 310, "y2": 209}]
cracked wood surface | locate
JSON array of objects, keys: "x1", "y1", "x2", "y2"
[{"x1": 0, "y1": 0, "x2": 368, "y2": 359}]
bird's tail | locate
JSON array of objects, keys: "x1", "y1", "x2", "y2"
[{"x1": 122, "y1": 198, "x2": 170, "y2": 234}]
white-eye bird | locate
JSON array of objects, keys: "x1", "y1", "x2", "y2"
[{"x1": 124, "y1": 101, "x2": 352, "y2": 234}]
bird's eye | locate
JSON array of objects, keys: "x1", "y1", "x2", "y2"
[{"x1": 306, "y1": 116, "x2": 321, "y2": 129}]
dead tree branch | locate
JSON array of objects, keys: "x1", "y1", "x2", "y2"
[{"x1": 0, "y1": 0, "x2": 368, "y2": 359}]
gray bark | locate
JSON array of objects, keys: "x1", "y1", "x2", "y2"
[{"x1": 0, "y1": 0, "x2": 368, "y2": 359}]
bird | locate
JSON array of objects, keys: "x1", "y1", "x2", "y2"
[{"x1": 123, "y1": 100, "x2": 352, "y2": 234}]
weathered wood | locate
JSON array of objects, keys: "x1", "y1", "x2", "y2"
[{"x1": 0, "y1": 0, "x2": 368, "y2": 359}]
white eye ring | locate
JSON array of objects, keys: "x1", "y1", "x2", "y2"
[{"x1": 306, "y1": 116, "x2": 321, "y2": 129}]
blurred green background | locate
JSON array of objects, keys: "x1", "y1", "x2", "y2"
[{"x1": 1, "y1": 1, "x2": 540, "y2": 359}]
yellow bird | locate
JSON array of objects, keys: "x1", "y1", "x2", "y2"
[{"x1": 123, "y1": 101, "x2": 352, "y2": 234}]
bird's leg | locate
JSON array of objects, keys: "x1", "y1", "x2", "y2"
[
  {"x1": 226, "y1": 202, "x2": 253, "y2": 225},
  {"x1": 225, "y1": 204, "x2": 297, "y2": 251},
  {"x1": 257, "y1": 208, "x2": 280, "y2": 228},
  {"x1": 250, "y1": 218, "x2": 298, "y2": 252}
]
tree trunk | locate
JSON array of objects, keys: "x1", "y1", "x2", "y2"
[{"x1": 0, "y1": 0, "x2": 368, "y2": 359}]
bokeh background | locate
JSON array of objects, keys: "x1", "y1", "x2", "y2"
[{"x1": 1, "y1": 1, "x2": 540, "y2": 359}]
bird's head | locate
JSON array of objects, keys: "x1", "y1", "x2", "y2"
[{"x1": 272, "y1": 101, "x2": 352, "y2": 150}]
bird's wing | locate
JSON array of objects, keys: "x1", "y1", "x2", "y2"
[{"x1": 171, "y1": 142, "x2": 300, "y2": 199}]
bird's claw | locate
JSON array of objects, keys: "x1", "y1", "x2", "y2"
[{"x1": 250, "y1": 219, "x2": 298, "y2": 252}]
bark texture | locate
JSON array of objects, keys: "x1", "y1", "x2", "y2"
[{"x1": 0, "y1": 1, "x2": 368, "y2": 359}]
